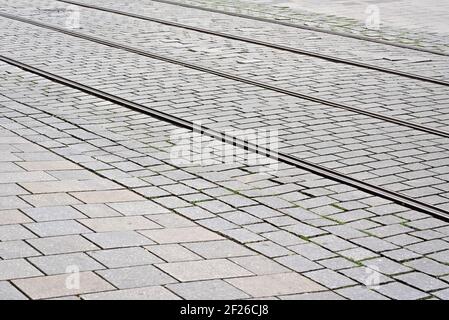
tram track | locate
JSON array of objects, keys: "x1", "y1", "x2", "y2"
[
  {"x1": 1, "y1": 12, "x2": 449, "y2": 140},
  {"x1": 149, "y1": 0, "x2": 449, "y2": 57},
  {"x1": 52, "y1": 0, "x2": 449, "y2": 87},
  {"x1": 1, "y1": 54, "x2": 449, "y2": 222}
]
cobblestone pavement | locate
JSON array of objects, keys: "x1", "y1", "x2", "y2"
[
  {"x1": 0, "y1": 0, "x2": 448, "y2": 300},
  {"x1": 160, "y1": 0, "x2": 449, "y2": 53}
]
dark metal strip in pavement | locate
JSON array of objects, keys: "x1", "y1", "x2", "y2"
[
  {"x1": 1, "y1": 54, "x2": 449, "y2": 222},
  {"x1": 55, "y1": 0, "x2": 449, "y2": 87},
  {"x1": 148, "y1": 0, "x2": 449, "y2": 57},
  {"x1": 1, "y1": 12, "x2": 449, "y2": 141}
]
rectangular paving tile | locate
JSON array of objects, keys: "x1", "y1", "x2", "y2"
[
  {"x1": 25, "y1": 220, "x2": 91, "y2": 237},
  {"x1": 81, "y1": 286, "x2": 180, "y2": 300},
  {"x1": 71, "y1": 190, "x2": 144, "y2": 204},
  {"x1": 79, "y1": 216, "x2": 161, "y2": 232},
  {"x1": 230, "y1": 256, "x2": 290, "y2": 275},
  {"x1": 0, "y1": 196, "x2": 31, "y2": 210},
  {"x1": 16, "y1": 160, "x2": 81, "y2": 171},
  {"x1": 108, "y1": 200, "x2": 170, "y2": 215},
  {"x1": 27, "y1": 235, "x2": 98, "y2": 255},
  {"x1": 226, "y1": 273, "x2": 325, "y2": 297},
  {"x1": 145, "y1": 244, "x2": 203, "y2": 262},
  {"x1": 0, "y1": 281, "x2": 28, "y2": 300},
  {"x1": 167, "y1": 279, "x2": 249, "y2": 300},
  {"x1": 19, "y1": 179, "x2": 120, "y2": 194},
  {"x1": 88, "y1": 247, "x2": 163, "y2": 268},
  {"x1": 97, "y1": 265, "x2": 176, "y2": 289},
  {"x1": 158, "y1": 259, "x2": 253, "y2": 281},
  {"x1": 183, "y1": 240, "x2": 255, "y2": 259},
  {"x1": 29, "y1": 253, "x2": 105, "y2": 275},
  {"x1": 0, "y1": 259, "x2": 42, "y2": 280},
  {"x1": 13, "y1": 272, "x2": 114, "y2": 299},
  {"x1": 140, "y1": 226, "x2": 223, "y2": 244},
  {"x1": 21, "y1": 193, "x2": 82, "y2": 207},
  {"x1": 0, "y1": 209, "x2": 33, "y2": 225},
  {"x1": 0, "y1": 225, "x2": 36, "y2": 241},
  {"x1": 84, "y1": 231, "x2": 154, "y2": 249},
  {"x1": 0, "y1": 240, "x2": 41, "y2": 259},
  {"x1": 22, "y1": 206, "x2": 86, "y2": 221}
]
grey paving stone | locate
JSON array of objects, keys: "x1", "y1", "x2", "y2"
[
  {"x1": 88, "y1": 247, "x2": 163, "y2": 268},
  {"x1": 73, "y1": 204, "x2": 121, "y2": 218},
  {"x1": 25, "y1": 220, "x2": 91, "y2": 237},
  {"x1": 145, "y1": 244, "x2": 202, "y2": 262},
  {"x1": 29, "y1": 253, "x2": 104, "y2": 275},
  {"x1": 226, "y1": 273, "x2": 324, "y2": 297},
  {"x1": 81, "y1": 286, "x2": 180, "y2": 300},
  {"x1": 147, "y1": 214, "x2": 196, "y2": 228},
  {"x1": 22, "y1": 193, "x2": 81, "y2": 207},
  {"x1": 84, "y1": 231, "x2": 154, "y2": 249},
  {"x1": 405, "y1": 258, "x2": 449, "y2": 276},
  {"x1": 279, "y1": 291, "x2": 345, "y2": 300},
  {"x1": 222, "y1": 228, "x2": 265, "y2": 243},
  {"x1": 13, "y1": 272, "x2": 114, "y2": 299},
  {"x1": 406, "y1": 218, "x2": 448, "y2": 230},
  {"x1": 175, "y1": 206, "x2": 215, "y2": 219},
  {"x1": 0, "y1": 209, "x2": 32, "y2": 225},
  {"x1": 230, "y1": 255, "x2": 289, "y2": 275},
  {"x1": 158, "y1": 259, "x2": 253, "y2": 281},
  {"x1": 108, "y1": 200, "x2": 169, "y2": 215},
  {"x1": 382, "y1": 249, "x2": 421, "y2": 262},
  {"x1": 140, "y1": 226, "x2": 222, "y2": 244},
  {"x1": 275, "y1": 255, "x2": 323, "y2": 273},
  {"x1": 28, "y1": 235, "x2": 99, "y2": 255},
  {"x1": 428, "y1": 250, "x2": 449, "y2": 264},
  {"x1": 197, "y1": 217, "x2": 238, "y2": 231},
  {"x1": 285, "y1": 222, "x2": 327, "y2": 238},
  {"x1": 375, "y1": 282, "x2": 429, "y2": 300},
  {"x1": 79, "y1": 216, "x2": 160, "y2": 232},
  {"x1": 0, "y1": 259, "x2": 42, "y2": 281},
  {"x1": 395, "y1": 272, "x2": 448, "y2": 292},
  {"x1": 153, "y1": 196, "x2": 190, "y2": 209},
  {"x1": 261, "y1": 230, "x2": 306, "y2": 246},
  {"x1": 340, "y1": 266, "x2": 391, "y2": 285},
  {"x1": 433, "y1": 288, "x2": 449, "y2": 300},
  {"x1": 362, "y1": 258, "x2": 411, "y2": 275},
  {"x1": 71, "y1": 190, "x2": 145, "y2": 204},
  {"x1": 242, "y1": 205, "x2": 283, "y2": 219},
  {"x1": 289, "y1": 243, "x2": 336, "y2": 262},
  {"x1": 0, "y1": 281, "x2": 28, "y2": 300},
  {"x1": 247, "y1": 241, "x2": 293, "y2": 257},
  {"x1": 98, "y1": 265, "x2": 176, "y2": 289},
  {"x1": 304, "y1": 269, "x2": 356, "y2": 289},
  {"x1": 319, "y1": 257, "x2": 358, "y2": 270},
  {"x1": 0, "y1": 240, "x2": 40, "y2": 259},
  {"x1": 338, "y1": 247, "x2": 379, "y2": 261},
  {"x1": 312, "y1": 235, "x2": 356, "y2": 251},
  {"x1": 220, "y1": 211, "x2": 262, "y2": 225},
  {"x1": 406, "y1": 239, "x2": 449, "y2": 255},
  {"x1": 336, "y1": 286, "x2": 389, "y2": 300},
  {"x1": 22, "y1": 206, "x2": 86, "y2": 221},
  {"x1": 385, "y1": 234, "x2": 422, "y2": 246},
  {"x1": 0, "y1": 224, "x2": 37, "y2": 241},
  {"x1": 167, "y1": 279, "x2": 250, "y2": 300},
  {"x1": 184, "y1": 240, "x2": 255, "y2": 259},
  {"x1": 352, "y1": 236, "x2": 399, "y2": 252}
]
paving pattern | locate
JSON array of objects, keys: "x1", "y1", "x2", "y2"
[{"x1": 0, "y1": 0, "x2": 448, "y2": 300}]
